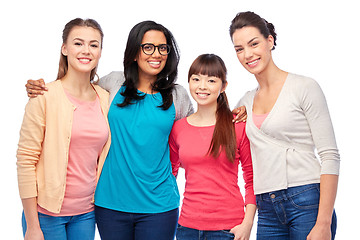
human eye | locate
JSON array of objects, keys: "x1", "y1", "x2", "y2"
[
  {"x1": 251, "y1": 42, "x2": 259, "y2": 47},
  {"x1": 159, "y1": 44, "x2": 169, "y2": 52},
  {"x1": 74, "y1": 42, "x2": 82, "y2": 46},
  {"x1": 143, "y1": 44, "x2": 154, "y2": 51},
  {"x1": 235, "y1": 47, "x2": 243, "y2": 53},
  {"x1": 91, "y1": 43, "x2": 99, "y2": 48},
  {"x1": 191, "y1": 76, "x2": 199, "y2": 81}
]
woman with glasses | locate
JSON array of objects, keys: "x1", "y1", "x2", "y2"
[{"x1": 91, "y1": 21, "x2": 193, "y2": 240}]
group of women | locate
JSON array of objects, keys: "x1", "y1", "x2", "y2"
[{"x1": 17, "y1": 11, "x2": 339, "y2": 240}]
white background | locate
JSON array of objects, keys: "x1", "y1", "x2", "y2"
[{"x1": 1, "y1": 0, "x2": 358, "y2": 239}]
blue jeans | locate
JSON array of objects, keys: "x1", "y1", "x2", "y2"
[
  {"x1": 22, "y1": 211, "x2": 95, "y2": 240},
  {"x1": 95, "y1": 206, "x2": 178, "y2": 240},
  {"x1": 256, "y1": 183, "x2": 337, "y2": 240},
  {"x1": 176, "y1": 224, "x2": 235, "y2": 240}
]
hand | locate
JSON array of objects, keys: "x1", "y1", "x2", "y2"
[
  {"x1": 307, "y1": 222, "x2": 331, "y2": 240},
  {"x1": 26, "y1": 79, "x2": 47, "y2": 98},
  {"x1": 230, "y1": 221, "x2": 253, "y2": 240},
  {"x1": 24, "y1": 227, "x2": 45, "y2": 240},
  {"x1": 232, "y1": 106, "x2": 247, "y2": 123}
]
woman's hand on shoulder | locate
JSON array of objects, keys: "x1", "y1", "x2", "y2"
[
  {"x1": 26, "y1": 79, "x2": 48, "y2": 98},
  {"x1": 232, "y1": 106, "x2": 247, "y2": 123}
]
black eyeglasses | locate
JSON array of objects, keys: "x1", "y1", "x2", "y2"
[{"x1": 140, "y1": 43, "x2": 171, "y2": 56}]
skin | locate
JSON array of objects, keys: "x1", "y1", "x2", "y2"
[
  {"x1": 135, "y1": 30, "x2": 168, "y2": 94},
  {"x1": 22, "y1": 26, "x2": 102, "y2": 240},
  {"x1": 232, "y1": 26, "x2": 338, "y2": 240},
  {"x1": 187, "y1": 73, "x2": 256, "y2": 240}
]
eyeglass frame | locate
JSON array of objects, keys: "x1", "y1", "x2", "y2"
[{"x1": 140, "y1": 43, "x2": 171, "y2": 56}]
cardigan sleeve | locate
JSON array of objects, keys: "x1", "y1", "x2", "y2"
[
  {"x1": 97, "y1": 71, "x2": 125, "y2": 104},
  {"x1": 298, "y1": 77, "x2": 340, "y2": 175},
  {"x1": 172, "y1": 84, "x2": 194, "y2": 121},
  {"x1": 16, "y1": 95, "x2": 46, "y2": 199}
]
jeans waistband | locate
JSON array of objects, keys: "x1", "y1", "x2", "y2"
[{"x1": 256, "y1": 183, "x2": 320, "y2": 201}]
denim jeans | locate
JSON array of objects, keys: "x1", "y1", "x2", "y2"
[
  {"x1": 95, "y1": 206, "x2": 178, "y2": 240},
  {"x1": 176, "y1": 224, "x2": 235, "y2": 240},
  {"x1": 256, "y1": 183, "x2": 337, "y2": 240},
  {"x1": 22, "y1": 211, "x2": 95, "y2": 240}
]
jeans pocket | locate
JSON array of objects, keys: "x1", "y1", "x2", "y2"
[
  {"x1": 219, "y1": 230, "x2": 235, "y2": 239},
  {"x1": 289, "y1": 185, "x2": 320, "y2": 210}
]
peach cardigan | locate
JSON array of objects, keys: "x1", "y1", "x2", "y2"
[{"x1": 17, "y1": 80, "x2": 111, "y2": 213}]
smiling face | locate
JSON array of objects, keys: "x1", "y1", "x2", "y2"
[
  {"x1": 61, "y1": 26, "x2": 102, "y2": 75},
  {"x1": 135, "y1": 30, "x2": 168, "y2": 83},
  {"x1": 232, "y1": 26, "x2": 274, "y2": 76},
  {"x1": 189, "y1": 74, "x2": 227, "y2": 108}
]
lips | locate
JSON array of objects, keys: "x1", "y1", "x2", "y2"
[
  {"x1": 78, "y1": 58, "x2": 91, "y2": 64},
  {"x1": 247, "y1": 58, "x2": 260, "y2": 67},
  {"x1": 148, "y1": 61, "x2": 161, "y2": 68},
  {"x1": 196, "y1": 93, "x2": 210, "y2": 98}
]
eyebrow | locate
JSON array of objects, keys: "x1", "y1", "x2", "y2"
[
  {"x1": 73, "y1": 38, "x2": 100, "y2": 43},
  {"x1": 234, "y1": 37, "x2": 259, "y2": 48}
]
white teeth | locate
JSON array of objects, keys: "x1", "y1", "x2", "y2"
[
  {"x1": 149, "y1": 61, "x2": 160, "y2": 65},
  {"x1": 248, "y1": 59, "x2": 259, "y2": 66},
  {"x1": 79, "y1": 58, "x2": 90, "y2": 63},
  {"x1": 197, "y1": 93, "x2": 209, "y2": 97}
]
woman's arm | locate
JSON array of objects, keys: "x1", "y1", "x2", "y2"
[
  {"x1": 17, "y1": 96, "x2": 46, "y2": 239},
  {"x1": 230, "y1": 204, "x2": 256, "y2": 240},
  {"x1": 307, "y1": 174, "x2": 338, "y2": 240},
  {"x1": 299, "y1": 78, "x2": 339, "y2": 240},
  {"x1": 22, "y1": 198, "x2": 44, "y2": 240}
]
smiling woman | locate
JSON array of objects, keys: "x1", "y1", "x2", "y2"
[{"x1": 16, "y1": 18, "x2": 111, "y2": 240}]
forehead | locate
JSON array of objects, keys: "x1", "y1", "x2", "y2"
[
  {"x1": 141, "y1": 30, "x2": 167, "y2": 44},
  {"x1": 68, "y1": 26, "x2": 101, "y2": 41},
  {"x1": 232, "y1": 26, "x2": 262, "y2": 43}
]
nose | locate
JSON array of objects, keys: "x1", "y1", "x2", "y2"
[
  {"x1": 244, "y1": 47, "x2": 253, "y2": 59},
  {"x1": 152, "y1": 46, "x2": 162, "y2": 57},
  {"x1": 82, "y1": 44, "x2": 90, "y2": 54},
  {"x1": 199, "y1": 79, "x2": 207, "y2": 89}
]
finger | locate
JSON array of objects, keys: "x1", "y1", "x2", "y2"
[
  {"x1": 27, "y1": 89, "x2": 44, "y2": 96},
  {"x1": 25, "y1": 83, "x2": 46, "y2": 91},
  {"x1": 27, "y1": 79, "x2": 48, "y2": 90}
]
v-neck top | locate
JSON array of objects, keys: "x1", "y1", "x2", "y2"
[{"x1": 236, "y1": 73, "x2": 340, "y2": 194}]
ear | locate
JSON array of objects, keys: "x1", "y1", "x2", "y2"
[
  {"x1": 221, "y1": 82, "x2": 228, "y2": 93},
  {"x1": 61, "y1": 44, "x2": 68, "y2": 56},
  {"x1": 267, "y1": 35, "x2": 275, "y2": 50}
]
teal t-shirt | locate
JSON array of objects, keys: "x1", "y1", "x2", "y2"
[{"x1": 94, "y1": 87, "x2": 179, "y2": 213}]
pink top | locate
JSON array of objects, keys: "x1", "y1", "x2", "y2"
[
  {"x1": 169, "y1": 118, "x2": 255, "y2": 230},
  {"x1": 252, "y1": 112, "x2": 269, "y2": 129},
  {"x1": 39, "y1": 91, "x2": 109, "y2": 216}
]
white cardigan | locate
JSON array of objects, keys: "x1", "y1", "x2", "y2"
[{"x1": 237, "y1": 73, "x2": 340, "y2": 195}]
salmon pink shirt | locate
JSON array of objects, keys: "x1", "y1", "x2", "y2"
[{"x1": 39, "y1": 91, "x2": 108, "y2": 216}]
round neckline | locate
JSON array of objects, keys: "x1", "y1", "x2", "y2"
[{"x1": 185, "y1": 117, "x2": 215, "y2": 128}]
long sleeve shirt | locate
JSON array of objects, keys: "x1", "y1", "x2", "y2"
[
  {"x1": 236, "y1": 73, "x2": 340, "y2": 194},
  {"x1": 169, "y1": 118, "x2": 255, "y2": 230},
  {"x1": 17, "y1": 80, "x2": 111, "y2": 213}
]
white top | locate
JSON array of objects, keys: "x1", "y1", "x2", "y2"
[{"x1": 236, "y1": 73, "x2": 340, "y2": 194}]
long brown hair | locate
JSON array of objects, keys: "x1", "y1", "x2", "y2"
[
  {"x1": 188, "y1": 54, "x2": 236, "y2": 162},
  {"x1": 57, "y1": 18, "x2": 104, "y2": 81}
]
